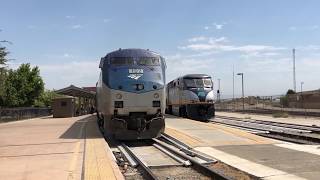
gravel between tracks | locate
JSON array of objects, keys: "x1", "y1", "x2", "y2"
[
  {"x1": 210, "y1": 162, "x2": 259, "y2": 180},
  {"x1": 151, "y1": 166, "x2": 211, "y2": 180}
]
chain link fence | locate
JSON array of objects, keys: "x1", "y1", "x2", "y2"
[
  {"x1": 215, "y1": 96, "x2": 320, "y2": 117},
  {"x1": 0, "y1": 107, "x2": 52, "y2": 123}
]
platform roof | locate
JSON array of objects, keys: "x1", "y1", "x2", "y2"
[{"x1": 55, "y1": 85, "x2": 95, "y2": 98}]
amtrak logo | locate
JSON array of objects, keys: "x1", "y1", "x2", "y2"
[
  {"x1": 128, "y1": 69, "x2": 143, "y2": 80},
  {"x1": 128, "y1": 73, "x2": 143, "y2": 80}
]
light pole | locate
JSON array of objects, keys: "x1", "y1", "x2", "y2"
[
  {"x1": 237, "y1": 73, "x2": 244, "y2": 111},
  {"x1": 293, "y1": 49, "x2": 296, "y2": 92},
  {"x1": 300, "y1": 82, "x2": 304, "y2": 93},
  {"x1": 232, "y1": 65, "x2": 235, "y2": 110},
  {"x1": 301, "y1": 82, "x2": 304, "y2": 109},
  {"x1": 217, "y1": 78, "x2": 221, "y2": 102}
]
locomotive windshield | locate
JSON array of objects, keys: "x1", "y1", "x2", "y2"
[
  {"x1": 184, "y1": 78, "x2": 212, "y2": 88},
  {"x1": 110, "y1": 57, "x2": 134, "y2": 65},
  {"x1": 138, "y1": 57, "x2": 160, "y2": 66},
  {"x1": 109, "y1": 57, "x2": 160, "y2": 66}
]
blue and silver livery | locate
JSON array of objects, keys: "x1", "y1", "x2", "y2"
[
  {"x1": 166, "y1": 74, "x2": 215, "y2": 121},
  {"x1": 96, "y1": 48, "x2": 166, "y2": 140}
]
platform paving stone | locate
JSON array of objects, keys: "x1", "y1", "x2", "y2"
[
  {"x1": 165, "y1": 115, "x2": 320, "y2": 179},
  {"x1": 0, "y1": 115, "x2": 123, "y2": 180}
]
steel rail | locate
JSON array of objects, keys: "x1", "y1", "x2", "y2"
[
  {"x1": 215, "y1": 115, "x2": 320, "y2": 132},
  {"x1": 213, "y1": 116, "x2": 320, "y2": 144},
  {"x1": 117, "y1": 144, "x2": 138, "y2": 167},
  {"x1": 121, "y1": 143, "x2": 159, "y2": 180},
  {"x1": 212, "y1": 121, "x2": 270, "y2": 134},
  {"x1": 153, "y1": 138, "x2": 231, "y2": 180},
  {"x1": 161, "y1": 133, "x2": 217, "y2": 163},
  {"x1": 213, "y1": 117, "x2": 310, "y2": 134},
  {"x1": 152, "y1": 143, "x2": 191, "y2": 166}
]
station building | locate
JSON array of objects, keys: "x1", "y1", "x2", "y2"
[
  {"x1": 53, "y1": 85, "x2": 96, "y2": 117},
  {"x1": 287, "y1": 89, "x2": 320, "y2": 109}
]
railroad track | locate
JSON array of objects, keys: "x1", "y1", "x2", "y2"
[
  {"x1": 212, "y1": 115, "x2": 320, "y2": 144},
  {"x1": 115, "y1": 133, "x2": 231, "y2": 180}
]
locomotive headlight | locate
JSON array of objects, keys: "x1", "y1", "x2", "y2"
[
  {"x1": 137, "y1": 84, "x2": 144, "y2": 90},
  {"x1": 116, "y1": 93, "x2": 122, "y2": 99},
  {"x1": 154, "y1": 93, "x2": 159, "y2": 99}
]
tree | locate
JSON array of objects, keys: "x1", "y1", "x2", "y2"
[
  {"x1": 280, "y1": 96, "x2": 288, "y2": 107},
  {"x1": 280, "y1": 89, "x2": 296, "y2": 107},
  {"x1": 34, "y1": 90, "x2": 59, "y2": 107},
  {"x1": 0, "y1": 46, "x2": 9, "y2": 106},
  {"x1": 3, "y1": 63, "x2": 44, "y2": 107},
  {"x1": 286, "y1": 89, "x2": 296, "y2": 95}
]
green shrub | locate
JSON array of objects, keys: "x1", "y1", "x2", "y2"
[{"x1": 272, "y1": 112, "x2": 289, "y2": 118}]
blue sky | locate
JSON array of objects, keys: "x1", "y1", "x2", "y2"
[{"x1": 1, "y1": 0, "x2": 320, "y2": 97}]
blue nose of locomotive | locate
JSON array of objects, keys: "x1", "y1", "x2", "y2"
[{"x1": 107, "y1": 66, "x2": 164, "y2": 93}]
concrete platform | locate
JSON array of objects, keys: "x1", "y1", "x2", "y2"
[
  {"x1": 0, "y1": 115, "x2": 123, "y2": 180},
  {"x1": 165, "y1": 115, "x2": 320, "y2": 180}
]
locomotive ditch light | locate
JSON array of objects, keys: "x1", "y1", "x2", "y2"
[
  {"x1": 116, "y1": 93, "x2": 122, "y2": 99},
  {"x1": 154, "y1": 93, "x2": 159, "y2": 99},
  {"x1": 114, "y1": 101, "x2": 123, "y2": 108},
  {"x1": 153, "y1": 101, "x2": 161, "y2": 107}
]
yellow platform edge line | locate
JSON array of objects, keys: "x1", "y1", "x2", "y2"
[
  {"x1": 68, "y1": 120, "x2": 86, "y2": 180},
  {"x1": 83, "y1": 118, "x2": 124, "y2": 180}
]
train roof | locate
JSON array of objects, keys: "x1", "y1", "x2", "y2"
[
  {"x1": 168, "y1": 74, "x2": 212, "y2": 84},
  {"x1": 105, "y1": 48, "x2": 161, "y2": 58},
  {"x1": 182, "y1": 74, "x2": 211, "y2": 79}
]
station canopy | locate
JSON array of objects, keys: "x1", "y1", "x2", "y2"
[{"x1": 55, "y1": 85, "x2": 95, "y2": 98}]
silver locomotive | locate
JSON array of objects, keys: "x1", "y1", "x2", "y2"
[
  {"x1": 166, "y1": 74, "x2": 215, "y2": 121},
  {"x1": 96, "y1": 49, "x2": 166, "y2": 140}
]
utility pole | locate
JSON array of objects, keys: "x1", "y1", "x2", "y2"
[
  {"x1": 232, "y1": 65, "x2": 235, "y2": 106},
  {"x1": 217, "y1": 78, "x2": 221, "y2": 102},
  {"x1": 300, "y1": 81, "x2": 304, "y2": 108},
  {"x1": 237, "y1": 73, "x2": 244, "y2": 112},
  {"x1": 301, "y1": 81, "x2": 305, "y2": 116},
  {"x1": 293, "y1": 48, "x2": 296, "y2": 92}
]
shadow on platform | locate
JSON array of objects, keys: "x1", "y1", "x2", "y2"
[{"x1": 59, "y1": 116, "x2": 102, "y2": 139}]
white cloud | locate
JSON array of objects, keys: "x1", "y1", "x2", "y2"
[
  {"x1": 179, "y1": 36, "x2": 286, "y2": 54},
  {"x1": 297, "y1": 45, "x2": 320, "y2": 51},
  {"x1": 188, "y1": 36, "x2": 207, "y2": 42},
  {"x1": 203, "y1": 22, "x2": 226, "y2": 31},
  {"x1": 289, "y1": 25, "x2": 319, "y2": 31},
  {"x1": 171, "y1": 35, "x2": 320, "y2": 96},
  {"x1": 63, "y1": 53, "x2": 73, "y2": 58},
  {"x1": 39, "y1": 61, "x2": 99, "y2": 89},
  {"x1": 65, "y1": 15, "x2": 75, "y2": 19},
  {"x1": 209, "y1": 37, "x2": 228, "y2": 43},
  {"x1": 166, "y1": 56, "x2": 216, "y2": 82},
  {"x1": 213, "y1": 23, "x2": 224, "y2": 30},
  {"x1": 71, "y1": 24, "x2": 83, "y2": 29}
]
